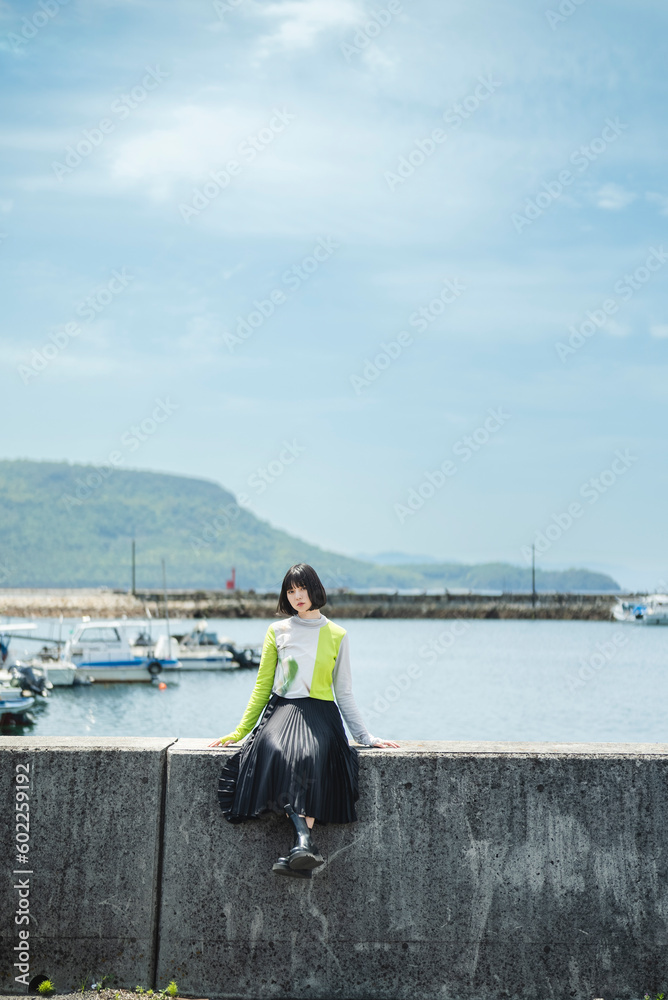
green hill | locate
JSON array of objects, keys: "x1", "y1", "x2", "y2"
[{"x1": 0, "y1": 459, "x2": 620, "y2": 592}]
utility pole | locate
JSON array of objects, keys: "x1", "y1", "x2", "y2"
[
  {"x1": 531, "y1": 543, "x2": 536, "y2": 608},
  {"x1": 161, "y1": 558, "x2": 170, "y2": 644},
  {"x1": 131, "y1": 539, "x2": 136, "y2": 596}
]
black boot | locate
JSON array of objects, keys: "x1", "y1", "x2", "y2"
[
  {"x1": 272, "y1": 856, "x2": 312, "y2": 878},
  {"x1": 284, "y1": 803, "x2": 324, "y2": 871}
]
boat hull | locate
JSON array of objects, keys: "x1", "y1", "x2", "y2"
[
  {"x1": 71, "y1": 658, "x2": 180, "y2": 683},
  {"x1": 612, "y1": 594, "x2": 668, "y2": 625},
  {"x1": 613, "y1": 605, "x2": 668, "y2": 625},
  {"x1": 44, "y1": 664, "x2": 78, "y2": 686},
  {"x1": 172, "y1": 655, "x2": 240, "y2": 671},
  {"x1": 0, "y1": 692, "x2": 35, "y2": 713}
]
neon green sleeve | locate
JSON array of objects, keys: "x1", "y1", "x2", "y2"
[{"x1": 219, "y1": 626, "x2": 277, "y2": 743}]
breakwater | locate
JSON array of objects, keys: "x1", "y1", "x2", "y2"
[
  {"x1": 0, "y1": 588, "x2": 626, "y2": 620},
  {"x1": 2, "y1": 736, "x2": 668, "y2": 1000}
]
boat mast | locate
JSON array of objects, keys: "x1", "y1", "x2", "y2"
[{"x1": 161, "y1": 558, "x2": 171, "y2": 649}]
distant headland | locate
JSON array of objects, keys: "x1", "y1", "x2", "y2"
[{"x1": 0, "y1": 458, "x2": 620, "y2": 593}]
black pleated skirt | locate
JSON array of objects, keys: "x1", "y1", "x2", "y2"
[{"x1": 217, "y1": 694, "x2": 359, "y2": 824}]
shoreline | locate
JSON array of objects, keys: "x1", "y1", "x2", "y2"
[{"x1": 0, "y1": 588, "x2": 630, "y2": 620}]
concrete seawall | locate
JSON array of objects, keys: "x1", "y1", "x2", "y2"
[
  {"x1": 0, "y1": 738, "x2": 175, "y2": 993},
  {"x1": 0, "y1": 589, "x2": 625, "y2": 620},
  {"x1": 2, "y1": 738, "x2": 668, "y2": 1000}
]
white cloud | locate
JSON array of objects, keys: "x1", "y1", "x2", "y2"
[
  {"x1": 109, "y1": 104, "x2": 272, "y2": 198},
  {"x1": 178, "y1": 314, "x2": 224, "y2": 356},
  {"x1": 360, "y1": 44, "x2": 398, "y2": 72},
  {"x1": 253, "y1": 0, "x2": 362, "y2": 54},
  {"x1": 649, "y1": 324, "x2": 668, "y2": 339},
  {"x1": 594, "y1": 183, "x2": 637, "y2": 210},
  {"x1": 646, "y1": 191, "x2": 668, "y2": 216},
  {"x1": 604, "y1": 320, "x2": 631, "y2": 337},
  {"x1": 222, "y1": 262, "x2": 245, "y2": 281}
]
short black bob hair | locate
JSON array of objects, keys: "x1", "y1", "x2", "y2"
[{"x1": 277, "y1": 563, "x2": 327, "y2": 616}]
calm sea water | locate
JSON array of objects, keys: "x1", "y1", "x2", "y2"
[{"x1": 3, "y1": 617, "x2": 667, "y2": 742}]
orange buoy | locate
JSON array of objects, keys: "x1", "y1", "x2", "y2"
[{"x1": 158, "y1": 681, "x2": 167, "y2": 690}]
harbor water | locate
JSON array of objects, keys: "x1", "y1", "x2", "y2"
[{"x1": 3, "y1": 617, "x2": 667, "y2": 742}]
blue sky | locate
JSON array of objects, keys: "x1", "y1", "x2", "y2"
[{"x1": 1, "y1": 0, "x2": 666, "y2": 589}]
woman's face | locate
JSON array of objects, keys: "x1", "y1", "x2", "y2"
[{"x1": 286, "y1": 583, "x2": 311, "y2": 613}]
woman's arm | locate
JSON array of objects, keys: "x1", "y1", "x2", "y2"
[
  {"x1": 332, "y1": 633, "x2": 378, "y2": 746},
  {"x1": 208, "y1": 626, "x2": 277, "y2": 746}
]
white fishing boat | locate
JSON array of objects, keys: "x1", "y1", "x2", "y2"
[
  {"x1": 0, "y1": 623, "x2": 37, "y2": 665},
  {"x1": 612, "y1": 594, "x2": 668, "y2": 625},
  {"x1": 40, "y1": 659, "x2": 79, "y2": 686},
  {"x1": 1, "y1": 621, "x2": 79, "y2": 686},
  {"x1": 172, "y1": 622, "x2": 262, "y2": 670},
  {"x1": 62, "y1": 620, "x2": 180, "y2": 682},
  {"x1": 173, "y1": 623, "x2": 239, "y2": 670}
]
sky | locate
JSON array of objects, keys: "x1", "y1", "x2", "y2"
[{"x1": 1, "y1": 0, "x2": 666, "y2": 590}]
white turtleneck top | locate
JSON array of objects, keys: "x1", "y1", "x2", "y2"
[{"x1": 220, "y1": 614, "x2": 376, "y2": 746}]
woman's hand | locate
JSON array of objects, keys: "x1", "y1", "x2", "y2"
[
  {"x1": 371, "y1": 738, "x2": 401, "y2": 748},
  {"x1": 207, "y1": 738, "x2": 237, "y2": 747}
]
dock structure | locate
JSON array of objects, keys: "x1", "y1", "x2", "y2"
[{"x1": 0, "y1": 588, "x2": 627, "y2": 620}]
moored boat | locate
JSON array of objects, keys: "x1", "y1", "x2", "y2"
[
  {"x1": 612, "y1": 594, "x2": 668, "y2": 625},
  {"x1": 62, "y1": 620, "x2": 180, "y2": 682},
  {"x1": 172, "y1": 622, "x2": 240, "y2": 670},
  {"x1": 172, "y1": 622, "x2": 261, "y2": 670},
  {"x1": 0, "y1": 641, "x2": 47, "y2": 718},
  {"x1": 0, "y1": 685, "x2": 35, "y2": 716}
]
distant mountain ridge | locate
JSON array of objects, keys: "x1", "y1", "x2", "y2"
[
  {"x1": 357, "y1": 551, "x2": 442, "y2": 565},
  {"x1": 0, "y1": 459, "x2": 620, "y2": 592}
]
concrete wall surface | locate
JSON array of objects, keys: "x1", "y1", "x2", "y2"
[
  {"x1": 158, "y1": 739, "x2": 668, "y2": 1000},
  {"x1": 4, "y1": 738, "x2": 668, "y2": 1000},
  {"x1": 0, "y1": 737, "x2": 176, "y2": 994}
]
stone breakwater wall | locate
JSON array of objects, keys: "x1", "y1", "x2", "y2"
[
  {"x1": 2, "y1": 737, "x2": 668, "y2": 1000},
  {"x1": 0, "y1": 589, "x2": 625, "y2": 620}
]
